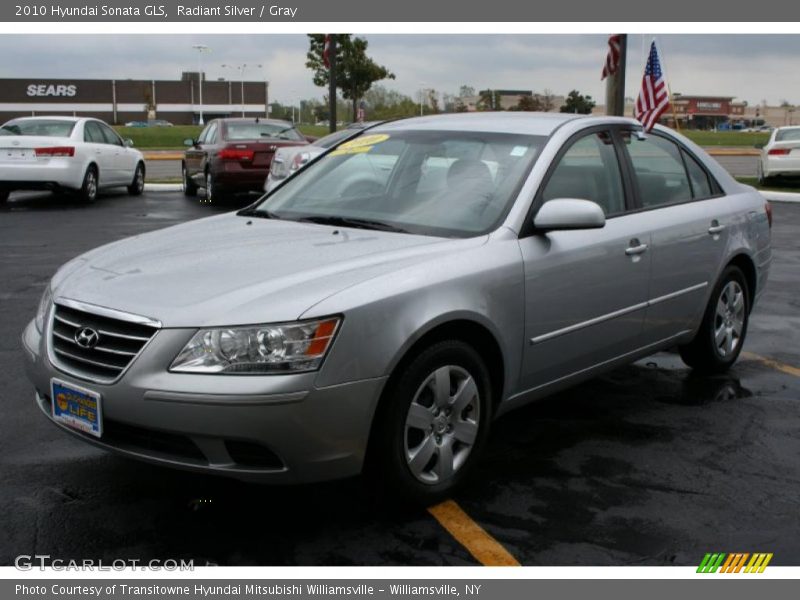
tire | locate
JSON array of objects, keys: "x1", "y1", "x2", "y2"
[
  {"x1": 127, "y1": 162, "x2": 145, "y2": 196},
  {"x1": 679, "y1": 265, "x2": 750, "y2": 374},
  {"x1": 757, "y1": 161, "x2": 771, "y2": 186},
  {"x1": 182, "y1": 163, "x2": 198, "y2": 197},
  {"x1": 78, "y1": 166, "x2": 98, "y2": 203},
  {"x1": 367, "y1": 340, "x2": 492, "y2": 505},
  {"x1": 0, "y1": 189, "x2": 9, "y2": 204},
  {"x1": 204, "y1": 170, "x2": 223, "y2": 204}
]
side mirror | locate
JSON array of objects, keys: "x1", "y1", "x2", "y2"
[
  {"x1": 123, "y1": 138, "x2": 134, "y2": 148},
  {"x1": 183, "y1": 138, "x2": 196, "y2": 147},
  {"x1": 533, "y1": 198, "x2": 606, "y2": 231}
]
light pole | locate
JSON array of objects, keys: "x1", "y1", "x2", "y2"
[
  {"x1": 419, "y1": 82, "x2": 426, "y2": 116},
  {"x1": 222, "y1": 63, "x2": 262, "y2": 117},
  {"x1": 191, "y1": 44, "x2": 211, "y2": 125}
]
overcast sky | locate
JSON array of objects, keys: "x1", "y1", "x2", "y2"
[{"x1": 0, "y1": 34, "x2": 798, "y2": 106}]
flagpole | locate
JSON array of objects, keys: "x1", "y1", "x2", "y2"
[{"x1": 653, "y1": 36, "x2": 680, "y2": 131}]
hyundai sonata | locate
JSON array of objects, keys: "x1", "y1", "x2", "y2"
[{"x1": 23, "y1": 113, "x2": 771, "y2": 502}]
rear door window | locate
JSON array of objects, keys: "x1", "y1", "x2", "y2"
[
  {"x1": 622, "y1": 132, "x2": 693, "y2": 207},
  {"x1": 84, "y1": 121, "x2": 105, "y2": 144}
]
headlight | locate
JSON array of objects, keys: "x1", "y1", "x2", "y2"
[
  {"x1": 34, "y1": 286, "x2": 53, "y2": 333},
  {"x1": 169, "y1": 317, "x2": 341, "y2": 374}
]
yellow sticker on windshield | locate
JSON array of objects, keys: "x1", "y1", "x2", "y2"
[{"x1": 330, "y1": 134, "x2": 390, "y2": 156}]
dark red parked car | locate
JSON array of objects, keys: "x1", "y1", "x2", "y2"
[{"x1": 182, "y1": 118, "x2": 310, "y2": 202}]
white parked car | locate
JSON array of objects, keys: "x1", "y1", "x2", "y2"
[
  {"x1": 0, "y1": 116, "x2": 145, "y2": 204},
  {"x1": 757, "y1": 125, "x2": 800, "y2": 184}
]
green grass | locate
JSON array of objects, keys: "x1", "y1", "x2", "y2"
[
  {"x1": 736, "y1": 177, "x2": 800, "y2": 193},
  {"x1": 114, "y1": 124, "x2": 332, "y2": 150},
  {"x1": 680, "y1": 130, "x2": 769, "y2": 147}
]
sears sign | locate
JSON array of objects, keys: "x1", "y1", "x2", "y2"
[{"x1": 26, "y1": 84, "x2": 78, "y2": 97}]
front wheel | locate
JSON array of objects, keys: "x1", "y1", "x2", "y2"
[
  {"x1": 679, "y1": 265, "x2": 750, "y2": 373},
  {"x1": 368, "y1": 340, "x2": 492, "y2": 505},
  {"x1": 127, "y1": 162, "x2": 145, "y2": 196}
]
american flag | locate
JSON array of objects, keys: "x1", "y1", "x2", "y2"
[
  {"x1": 635, "y1": 41, "x2": 671, "y2": 132},
  {"x1": 601, "y1": 35, "x2": 621, "y2": 80},
  {"x1": 323, "y1": 34, "x2": 332, "y2": 69}
]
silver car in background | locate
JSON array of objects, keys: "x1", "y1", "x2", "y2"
[
  {"x1": 264, "y1": 122, "x2": 378, "y2": 193},
  {"x1": 23, "y1": 113, "x2": 771, "y2": 503}
]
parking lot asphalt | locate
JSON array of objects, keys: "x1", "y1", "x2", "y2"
[{"x1": 1, "y1": 191, "x2": 799, "y2": 567}]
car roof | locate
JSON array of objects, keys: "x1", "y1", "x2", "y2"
[
  {"x1": 217, "y1": 118, "x2": 294, "y2": 125},
  {"x1": 6, "y1": 115, "x2": 83, "y2": 122},
  {"x1": 372, "y1": 112, "x2": 638, "y2": 136},
  {"x1": 775, "y1": 125, "x2": 800, "y2": 131}
]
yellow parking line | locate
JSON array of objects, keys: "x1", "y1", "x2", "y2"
[
  {"x1": 742, "y1": 352, "x2": 800, "y2": 378},
  {"x1": 428, "y1": 499, "x2": 521, "y2": 566}
]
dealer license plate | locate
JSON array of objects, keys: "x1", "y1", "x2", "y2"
[{"x1": 51, "y1": 378, "x2": 103, "y2": 438}]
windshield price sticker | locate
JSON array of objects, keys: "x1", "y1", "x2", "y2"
[{"x1": 330, "y1": 134, "x2": 390, "y2": 156}]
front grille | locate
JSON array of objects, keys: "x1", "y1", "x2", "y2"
[{"x1": 50, "y1": 303, "x2": 158, "y2": 381}]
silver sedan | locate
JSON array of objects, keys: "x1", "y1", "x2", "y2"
[{"x1": 23, "y1": 113, "x2": 771, "y2": 503}]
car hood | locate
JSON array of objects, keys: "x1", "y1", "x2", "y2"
[{"x1": 53, "y1": 213, "x2": 481, "y2": 327}]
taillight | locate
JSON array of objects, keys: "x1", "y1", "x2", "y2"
[
  {"x1": 35, "y1": 146, "x2": 75, "y2": 157},
  {"x1": 765, "y1": 201, "x2": 773, "y2": 229},
  {"x1": 218, "y1": 148, "x2": 254, "y2": 161},
  {"x1": 768, "y1": 148, "x2": 791, "y2": 156}
]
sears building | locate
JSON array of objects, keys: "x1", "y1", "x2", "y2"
[{"x1": 0, "y1": 73, "x2": 269, "y2": 125}]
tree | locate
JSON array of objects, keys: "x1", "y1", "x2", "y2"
[
  {"x1": 458, "y1": 85, "x2": 476, "y2": 98},
  {"x1": 306, "y1": 34, "x2": 395, "y2": 121},
  {"x1": 539, "y1": 89, "x2": 556, "y2": 112},
  {"x1": 511, "y1": 95, "x2": 544, "y2": 112},
  {"x1": 427, "y1": 89, "x2": 440, "y2": 114},
  {"x1": 560, "y1": 90, "x2": 596, "y2": 114},
  {"x1": 477, "y1": 89, "x2": 501, "y2": 111}
]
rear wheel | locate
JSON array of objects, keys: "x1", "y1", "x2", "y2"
[
  {"x1": 0, "y1": 189, "x2": 9, "y2": 204},
  {"x1": 182, "y1": 163, "x2": 197, "y2": 197},
  {"x1": 78, "y1": 166, "x2": 98, "y2": 203},
  {"x1": 127, "y1": 162, "x2": 145, "y2": 196},
  {"x1": 368, "y1": 340, "x2": 492, "y2": 505},
  {"x1": 679, "y1": 265, "x2": 750, "y2": 373}
]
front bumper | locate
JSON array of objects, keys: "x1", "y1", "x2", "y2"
[{"x1": 22, "y1": 319, "x2": 387, "y2": 483}]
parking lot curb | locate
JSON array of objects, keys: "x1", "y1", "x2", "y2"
[
  {"x1": 144, "y1": 183, "x2": 182, "y2": 192},
  {"x1": 761, "y1": 191, "x2": 800, "y2": 203},
  {"x1": 143, "y1": 152, "x2": 183, "y2": 160}
]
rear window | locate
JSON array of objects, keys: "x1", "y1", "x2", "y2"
[
  {"x1": 775, "y1": 128, "x2": 800, "y2": 142},
  {"x1": 315, "y1": 129, "x2": 355, "y2": 149},
  {"x1": 224, "y1": 122, "x2": 305, "y2": 142},
  {"x1": 1, "y1": 119, "x2": 76, "y2": 137}
]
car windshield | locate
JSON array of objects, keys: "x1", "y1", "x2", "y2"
[
  {"x1": 775, "y1": 128, "x2": 800, "y2": 142},
  {"x1": 225, "y1": 122, "x2": 305, "y2": 141},
  {"x1": 1, "y1": 119, "x2": 76, "y2": 137},
  {"x1": 250, "y1": 129, "x2": 545, "y2": 237}
]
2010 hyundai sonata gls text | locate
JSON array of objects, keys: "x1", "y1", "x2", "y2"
[{"x1": 22, "y1": 113, "x2": 772, "y2": 503}]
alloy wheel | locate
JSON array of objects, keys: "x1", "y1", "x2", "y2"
[
  {"x1": 714, "y1": 280, "x2": 746, "y2": 358},
  {"x1": 403, "y1": 365, "x2": 480, "y2": 485}
]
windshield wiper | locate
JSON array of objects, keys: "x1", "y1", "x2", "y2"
[
  {"x1": 296, "y1": 215, "x2": 409, "y2": 233},
  {"x1": 238, "y1": 208, "x2": 282, "y2": 220}
]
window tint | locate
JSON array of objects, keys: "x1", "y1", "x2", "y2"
[
  {"x1": 542, "y1": 131, "x2": 625, "y2": 215},
  {"x1": 99, "y1": 123, "x2": 122, "y2": 146},
  {"x1": 775, "y1": 128, "x2": 800, "y2": 142},
  {"x1": 624, "y1": 133, "x2": 692, "y2": 207},
  {"x1": 1, "y1": 119, "x2": 76, "y2": 137},
  {"x1": 84, "y1": 121, "x2": 105, "y2": 144},
  {"x1": 683, "y1": 150, "x2": 713, "y2": 198}
]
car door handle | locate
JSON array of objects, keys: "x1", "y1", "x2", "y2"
[
  {"x1": 708, "y1": 223, "x2": 725, "y2": 235},
  {"x1": 625, "y1": 240, "x2": 648, "y2": 256}
]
